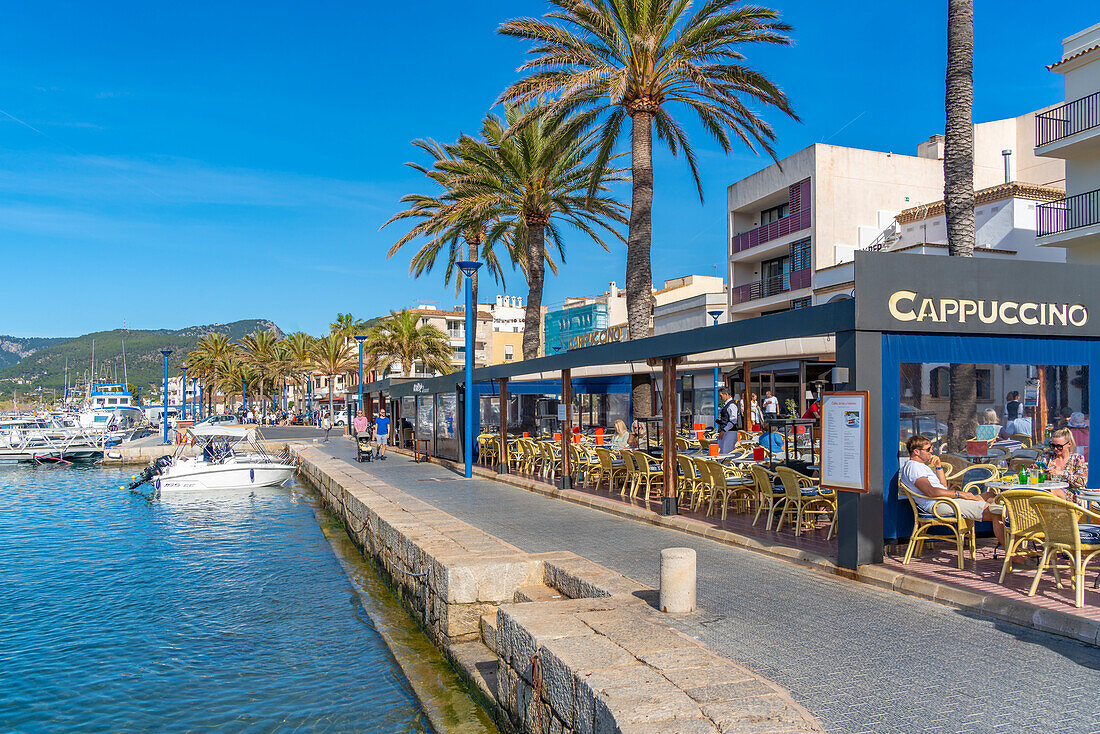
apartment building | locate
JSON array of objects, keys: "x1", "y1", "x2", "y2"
[
  {"x1": 726, "y1": 110, "x2": 1065, "y2": 319},
  {"x1": 404, "y1": 305, "x2": 493, "y2": 375},
  {"x1": 1035, "y1": 21, "x2": 1100, "y2": 261},
  {"x1": 482, "y1": 295, "x2": 526, "y2": 365},
  {"x1": 653, "y1": 275, "x2": 727, "y2": 335}
]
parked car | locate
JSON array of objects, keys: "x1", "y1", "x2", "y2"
[{"x1": 195, "y1": 414, "x2": 242, "y2": 427}]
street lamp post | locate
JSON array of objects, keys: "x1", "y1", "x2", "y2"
[
  {"x1": 707, "y1": 310, "x2": 724, "y2": 429},
  {"x1": 456, "y1": 260, "x2": 482, "y2": 479},
  {"x1": 191, "y1": 377, "x2": 197, "y2": 420},
  {"x1": 355, "y1": 335, "x2": 368, "y2": 417},
  {"x1": 181, "y1": 366, "x2": 187, "y2": 420},
  {"x1": 160, "y1": 350, "x2": 173, "y2": 445},
  {"x1": 242, "y1": 378, "x2": 247, "y2": 419}
]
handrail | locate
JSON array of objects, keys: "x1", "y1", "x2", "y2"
[
  {"x1": 1036, "y1": 91, "x2": 1100, "y2": 147},
  {"x1": 1036, "y1": 188, "x2": 1100, "y2": 237}
]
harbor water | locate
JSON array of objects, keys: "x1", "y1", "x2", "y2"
[{"x1": 0, "y1": 464, "x2": 432, "y2": 731}]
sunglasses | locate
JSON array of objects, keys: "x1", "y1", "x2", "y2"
[{"x1": 1051, "y1": 442, "x2": 1069, "y2": 449}]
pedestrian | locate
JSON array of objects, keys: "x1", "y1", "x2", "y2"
[
  {"x1": 717, "y1": 388, "x2": 739, "y2": 454},
  {"x1": 375, "y1": 408, "x2": 391, "y2": 460},
  {"x1": 763, "y1": 390, "x2": 779, "y2": 422},
  {"x1": 353, "y1": 410, "x2": 369, "y2": 439},
  {"x1": 321, "y1": 412, "x2": 332, "y2": 442}
]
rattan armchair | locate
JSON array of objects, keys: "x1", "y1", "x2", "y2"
[
  {"x1": 627, "y1": 450, "x2": 663, "y2": 504},
  {"x1": 750, "y1": 464, "x2": 785, "y2": 529},
  {"x1": 898, "y1": 477, "x2": 976, "y2": 570},
  {"x1": 775, "y1": 466, "x2": 835, "y2": 536},
  {"x1": 994, "y1": 489, "x2": 1049, "y2": 584},
  {"x1": 1028, "y1": 496, "x2": 1100, "y2": 608}
]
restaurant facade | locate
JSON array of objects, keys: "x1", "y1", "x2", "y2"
[{"x1": 361, "y1": 252, "x2": 1100, "y2": 569}]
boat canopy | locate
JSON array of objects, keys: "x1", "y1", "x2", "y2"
[{"x1": 188, "y1": 425, "x2": 258, "y2": 441}]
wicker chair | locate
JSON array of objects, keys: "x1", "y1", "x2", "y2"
[
  {"x1": 898, "y1": 476, "x2": 976, "y2": 570},
  {"x1": 750, "y1": 464, "x2": 785, "y2": 529},
  {"x1": 775, "y1": 467, "x2": 836, "y2": 536},
  {"x1": 627, "y1": 450, "x2": 663, "y2": 504},
  {"x1": 1010, "y1": 433, "x2": 1033, "y2": 448},
  {"x1": 1028, "y1": 495, "x2": 1100, "y2": 607},
  {"x1": 994, "y1": 489, "x2": 1049, "y2": 584},
  {"x1": 676, "y1": 454, "x2": 704, "y2": 509},
  {"x1": 593, "y1": 446, "x2": 625, "y2": 493}
]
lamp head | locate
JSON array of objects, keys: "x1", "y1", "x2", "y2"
[
  {"x1": 160, "y1": 349, "x2": 173, "y2": 358},
  {"x1": 354, "y1": 335, "x2": 368, "y2": 343},
  {"x1": 706, "y1": 309, "x2": 723, "y2": 325},
  {"x1": 456, "y1": 260, "x2": 482, "y2": 277}
]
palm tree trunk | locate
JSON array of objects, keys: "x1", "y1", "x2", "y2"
[
  {"x1": 945, "y1": 0, "x2": 976, "y2": 452},
  {"x1": 627, "y1": 109, "x2": 655, "y2": 418},
  {"x1": 522, "y1": 221, "x2": 547, "y2": 360}
]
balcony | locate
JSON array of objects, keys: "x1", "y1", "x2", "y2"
[
  {"x1": 731, "y1": 268, "x2": 810, "y2": 304},
  {"x1": 731, "y1": 179, "x2": 812, "y2": 254},
  {"x1": 1037, "y1": 188, "x2": 1100, "y2": 236},
  {"x1": 1035, "y1": 91, "x2": 1100, "y2": 156}
]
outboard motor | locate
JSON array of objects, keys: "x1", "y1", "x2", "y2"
[{"x1": 126, "y1": 455, "x2": 173, "y2": 490}]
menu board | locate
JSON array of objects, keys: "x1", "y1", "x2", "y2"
[{"x1": 821, "y1": 391, "x2": 869, "y2": 493}]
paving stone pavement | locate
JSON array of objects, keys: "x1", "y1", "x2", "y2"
[{"x1": 314, "y1": 444, "x2": 1100, "y2": 734}]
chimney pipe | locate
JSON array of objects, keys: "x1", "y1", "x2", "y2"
[{"x1": 1001, "y1": 149, "x2": 1012, "y2": 184}]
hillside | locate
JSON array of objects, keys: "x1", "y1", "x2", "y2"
[
  {"x1": 0, "y1": 336, "x2": 69, "y2": 370},
  {"x1": 0, "y1": 320, "x2": 282, "y2": 394}
]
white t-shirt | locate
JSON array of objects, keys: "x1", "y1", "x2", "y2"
[
  {"x1": 763, "y1": 396, "x2": 779, "y2": 414},
  {"x1": 899, "y1": 460, "x2": 946, "y2": 513}
]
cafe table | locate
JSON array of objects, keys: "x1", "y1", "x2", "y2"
[{"x1": 988, "y1": 480, "x2": 1069, "y2": 493}]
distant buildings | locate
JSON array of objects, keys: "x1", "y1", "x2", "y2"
[
  {"x1": 543, "y1": 281, "x2": 628, "y2": 354},
  {"x1": 1034, "y1": 21, "x2": 1100, "y2": 261}
]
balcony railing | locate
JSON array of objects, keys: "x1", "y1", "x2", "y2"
[
  {"x1": 1036, "y1": 91, "x2": 1100, "y2": 147},
  {"x1": 731, "y1": 268, "x2": 810, "y2": 304},
  {"x1": 1036, "y1": 188, "x2": 1100, "y2": 237},
  {"x1": 731, "y1": 209, "x2": 811, "y2": 253}
]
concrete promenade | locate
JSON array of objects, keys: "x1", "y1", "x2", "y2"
[{"x1": 313, "y1": 442, "x2": 1100, "y2": 734}]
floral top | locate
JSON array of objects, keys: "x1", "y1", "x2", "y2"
[{"x1": 1039, "y1": 449, "x2": 1088, "y2": 492}]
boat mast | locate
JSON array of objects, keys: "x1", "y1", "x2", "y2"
[
  {"x1": 121, "y1": 320, "x2": 129, "y2": 388},
  {"x1": 88, "y1": 338, "x2": 95, "y2": 398}
]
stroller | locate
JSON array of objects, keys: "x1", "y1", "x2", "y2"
[{"x1": 355, "y1": 430, "x2": 378, "y2": 462}]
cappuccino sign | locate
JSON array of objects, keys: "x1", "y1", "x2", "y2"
[
  {"x1": 568, "y1": 325, "x2": 625, "y2": 350},
  {"x1": 853, "y1": 251, "x2": 1100, "y2": 338},
  {"x1": 887, "y1": 291, "x2": 1088, "y2": 328}
]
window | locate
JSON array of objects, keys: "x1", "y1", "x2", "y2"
[
  {"x1": 504, "y1": 345, "x2": 514, "y2": 361},
  {"x1": 761, "y1": 202, "x2": 790, "y2": 224},
  {"x1": 929, "y1": 366, "x2": 992, "y2": 400},
  {"x1": 790, "y1": 238, "x2": 811, "y2": 271},
  {"x1": 791, "y1": 297, "x2": 812, "y2": 310}
]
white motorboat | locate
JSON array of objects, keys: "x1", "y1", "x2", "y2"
[
  {"x1": 134, "y1": 426, "x2": 296, "y2": 492},
  {"x1": 0, "y1": 417, "x2": 106, "y2": 463}
]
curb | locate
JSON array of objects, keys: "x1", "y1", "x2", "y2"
[{"x1": 396, "y1": 447, "x2": 1100, "y2": 648}]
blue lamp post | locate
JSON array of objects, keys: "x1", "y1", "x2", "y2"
[
  {"x1": 456, "y1": 260, "x2": 482, "y2": 479},
  {"x1": 191, "y1": 377, "x2": 197, "y2": 420},
  {"x1": 242, "y1": 378, "x2": 247, "y2": 419},
  {"x1": 160, "y1": 349, "x2": 173, "y2": 445},
  {"x1": 198, "y1": 385, "x2": 203, "y2": 420},
  {"x1": 355, "y1": 335, "x2": 367, "y2": 417},
  {"x1": 707, "y1": 310, "x2": 724, "y2": 428},
  {"x1": 181, "y1": 366, "x2": 187, "y2": 420},
  {"x1": 307, "y1": 376, "x2": 313, "y2": 425}
]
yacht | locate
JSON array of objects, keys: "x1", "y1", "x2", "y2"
[
  {"x1": 133, "y1": 425, "x2": 296, "y2": 492},
  {"x1": 0, "y1": 417, "x2": 106, "y2": 463}
]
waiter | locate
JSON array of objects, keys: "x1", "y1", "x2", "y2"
[{"x1": 717, "y1": 387, "x2": 739, "y2": 453}]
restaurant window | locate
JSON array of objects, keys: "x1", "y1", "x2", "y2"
[
  {"x1": 760, "y1": 202, "x2": 789, "y2": 225},
  {"x1": 504, "y1": 345, "x2": 514, "y2": 361},
  {"x1": 899, "y1": 362, "x2": 1088, "y2": 455}
]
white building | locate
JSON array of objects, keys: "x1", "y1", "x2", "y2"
[
  {"x1": 726, "y1": 109, "x2": 1064, "y2": 321},
  {"x1": 483, "y1": 295, "x2": 525, "y2": 333},
  {"x1": 1035, "y1": 21, "x2": 1100, "y2": 260},
  {"x1": 653, "y1": 275, "x2": 727, "y2": 335}
]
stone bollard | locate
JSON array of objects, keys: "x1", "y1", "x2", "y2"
[{"x1": 659, "y1": 547, "x2": 696, "y2": 613}]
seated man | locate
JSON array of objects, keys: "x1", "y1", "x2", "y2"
[{"x1": 899, "y1": 435, "x2": 1003, "y2": 545}]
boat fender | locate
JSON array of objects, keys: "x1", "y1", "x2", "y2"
[{"x1": 250, "y1": 468, "x2": 255, "y2": 483}]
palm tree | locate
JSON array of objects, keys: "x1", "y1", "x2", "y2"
[
  {"x1": 498, "y1": 0, "x2": 797, "y2": 408},
  {"x1": 188, "y1": 333, "x2": 237, "y2": 416},
  {"x1": 282, "y1": 331, "x2": 316, "y2": 412},
  {"x1": 310, "y1": 332, "x2": 356, "y2": 422},
  {"x1": 366, "y1": 309, "x2": 453, "y2": 378},
  {"x1": 382, "y1": 139, "x2": 509, "y2": 309},
  {"x1": 239, "y1": 330, "x2": 280, "y2": 421},
  {"x1": 944, "y1": 0, "x2": 976, "y2": 452},
  {"x1": 443, "y1": 103, "x2": 627, "y2": 359},
  {"x1": 214, "y1": 355, "x2": 248, "y2": 413},
  {"x1": 330, "y1": 313, "x2": 368, "y2": 337}
]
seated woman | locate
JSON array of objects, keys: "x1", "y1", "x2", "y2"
[
  {"x1": 974, "y1": 409, "x2": 1003, "y2": 442},
  {"x1": 1039, "y1": 427, "x2": 1088, "y2": 501},
  {"x1": 610, "y1": 420, "x2": 631, "y2": 450}
]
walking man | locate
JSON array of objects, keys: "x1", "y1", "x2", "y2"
[
  {"x1": 717, "y1": 388, "x2": 739, "y2": 454},
  {"x1": 374, "y1": 408, "x2": 391, "y2": 460}
]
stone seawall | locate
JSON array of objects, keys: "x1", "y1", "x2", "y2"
[{"x1": 295, "y1": 447, "x2": 824, "y2": 734}]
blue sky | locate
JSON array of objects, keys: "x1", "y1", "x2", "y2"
[{"x1": 0, "y1": 1, "x2": 1091, "y2": 337}]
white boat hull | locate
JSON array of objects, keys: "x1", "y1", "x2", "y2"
[{"x1": 157, "y1": 462, "x2": 295, "y2": 491}]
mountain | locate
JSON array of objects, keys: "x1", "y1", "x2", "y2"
[
  {"x1": 0, "y1": 336, "x2": 70, "y2": 370},
  {"x1": 0, "y1": 320, "x2": 282, "y2": 396}
]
